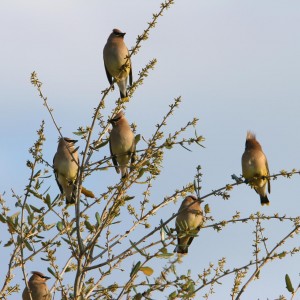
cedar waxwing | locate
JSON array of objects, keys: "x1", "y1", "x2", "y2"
[
  {"x1": 242, "y1": 131, "x2": 271, "y2": 206},
  {"x1": 53, "y1": 137, "x2": 79, "y2": 205},
  {"x1": 174, "y1": 195, "x2": 203, "y2": 254},
  {"x1": 109, "y1": 111, "x2": 135, "y2": 178},
  {"x1": 22, "y1": 271, "x2": 51, "y2": 300},
  {"x1": 103, "y1": 28, "x2": 133, "y2": 99}
]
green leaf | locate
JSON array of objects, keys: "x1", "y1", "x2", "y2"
[
  {"x1": 44, "y1": 194, "x2": 51, "y2": 208},
  {"x1": 134, "y1": 134, "x2": 141, "y2": 145},
  {"x1": 137, "y1": 168, "x2": 146, "y2": 179},
  {"x1": 130, "y1": 240, "x2": 147, "y2": 257},
  {"x1": 168, "y1": 291, "x2": 177, "y2": 299},
  {"x1": 47, "y1": 267, "x2": 56, "y2": 278},
  {"x1": 30, "y1": 204, "x2": 44, "y2": 213},
  {"x1": 124, "y1": 195, "x2": 135, "y2": 201},
  {"x1": 84, "y1": 220, "x2": 94, "y2": 233},
  {"x1": 56, "y1": 222, "x2": 64, "y2": 232},
  {"x1": 285, "y1": 274, "x2": 294, "y2": 293},
  {"x1": 130, "y1": 261, "x2": 141, "y2": 278},
  {"x1": 93, "y1": 140, "x2": 109, "y2": 150},
  {"x1": 61, "y1": 237, "x2": 71, "y2": 245},
  {"x1": 95, "y1": 212, "x2": 101, "y2": 226},
  {"x1": 278, "y1": 251, "x2": 286, "y2": 259},
  {"x1": 24, "y1": 240, "x2": 33, "y2": 251},
  {"x1": 0, "y1": 214, "x2": 6, "y2": 223},
  {"x1": 204, "y1": 204, "x2": 211, "y2": 214}
]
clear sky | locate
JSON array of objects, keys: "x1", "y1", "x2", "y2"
[{"x1": 1, "y1": 1, "x2": 300, "y2": 299}]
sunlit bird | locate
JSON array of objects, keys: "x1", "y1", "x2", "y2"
[
  {"x1": 103, "y1": 28, "x2": 133, "y2": 99},
  {"x1": 22, "y1": 271, "x2": 51, "y2": 300},
  {"x1": 242, "y1": 131, "x2": 271, "y2": 205},
  {"x1": 53, "y1": 137, "x2": 79, "y2": 205},
  {"x1": 174, "y1": 195, "x2": 203, "y2": 254},
  {"x1": 109, "y1": 111, "x2": 135, "y2": 178}
]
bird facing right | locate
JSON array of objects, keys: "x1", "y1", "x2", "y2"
[
  {"x1": 109, "y1": 111, "x2": 135, "y2": 178},
  {"x1": 22, "y1": 271, "x2": 51, "y2": 300},
  {"x1": 242, "y1": 131, "x2": 271, "y2": 206},
  {"x1": 174, "y1": 195, "x2": 203, "y2": 254},
  {"x1": 103, "y1": 28, "x2": 132, "y2": 99}
]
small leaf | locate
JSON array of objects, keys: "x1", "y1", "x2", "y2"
[
  {"x1": 0, "y1": 214, "x2": 6, "y2": 223},
  {"x1": 47, "y1": 267, "x2": 56, "y2": 278},
  {"x1": 130, "y1": 240, "x2": 147, "y2": 257},
  {"x1": 61, "y1": 237, "x2": 71, "y2": 245},
  {"x1": 40, "y1": 257, "x2": 50, "y2": 261},
  {"x1": 4, "y1": 239, "x2": 14, "y2": 247},
  {"x1": 81, "y1": 187, "x2": 95, "y2": 198},
  {"x1": 84, "y1": 220, "x2": 94, "y2": 233},
  {"x1": 285, "y1": 274, "x2": 294, "y2": 293},
  {"x1": 134, "y1": 134, "x2": 141, "y2": 145},
  {"x1": 93, "y1": 140, "x2": 109, "y2": 150},
  {"x1": 30, "y1": 205, "x2": 44, "y2": 213},
  {"x1": 139, "y1": 266, "x2": 153, "y2": 276},
  {"x1": 124, "y1": 195, "x2": 135, "y2": 201},
  {"x1": 204, "y1": 204, "x2": 210, "y2": 214},
  {"x1": 95, "y1": 212, "x2": 101, "y2": 226},
  {"x1": 137, "y1": 168, "x2": 146, "y2": 179},
  {"x1": 56, "y1": 222, "x2": 64, "y2": 232},
  {"x1": 130, "y1": 261, "x2": 141, "y2": 278},
  {"x1": 44, "y1": 194, "x2": 51, "y2": 208},
  {"x1": 24, "y1": 240, "x2": 33, "y2": 251},
  {"x1": 278, "y1": 251, "x2": 286, "y2": 259}
]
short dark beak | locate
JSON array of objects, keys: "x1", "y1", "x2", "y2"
[
  {"x1": 120, "y1": 32, "x2": 126, "y2": 37},
  {"x1": 45, "y1": 276, "x2": 51, "y2": 280},
  {"x1": 70, "y1": 139, "x2": 78, "y2": 143}
]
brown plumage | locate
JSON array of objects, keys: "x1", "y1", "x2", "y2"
[
  {"x1": 22, "y1": 271, "x2": 51, "y2": 300},
  {"x1": 242, "y1": 131, "x2": 271, "y2": 205},
  {"x1": 174, "y1": 195, "x2": 203, "y2": 254},
  {"x1": 109, "y1": 111, "x2": 135, "y2": 178},
  {"x1": 53, "y1": 137, "x2": 79, "y2": 205},
  {"x1": 103, "y1": 28, "x2": 132, "y2": 99}
]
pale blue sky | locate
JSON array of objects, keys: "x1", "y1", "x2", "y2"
[{"x1": 1, "y1": 1, "x2": 300, "y2": 299}]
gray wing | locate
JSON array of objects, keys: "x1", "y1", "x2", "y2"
[
  {"x1": 104, "y1": 64, "x2": 113, "y2": 85},
  {"x1": 129, "y1": 60, "x2": 133, "y2": 86},
  {"x1": 109, "y1": 140, "x2": 119, "y2": 173},
  {"x1": 266, "y1": 159, "x2": 271, "y2": 194},
  {"x1": 130, "y1": 139, "x2": 136, "y2": 164},
  {"x1": 53, "y1": 155, "x2": 63, "y2": 193}
]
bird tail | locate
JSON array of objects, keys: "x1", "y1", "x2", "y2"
[
  {"x1": 260, "y1": 195, "x2": 270, "y2": 206},
  {"x1": 66, "y1": 183, "x2": 77, "y2": 205},
  {"x1": 173, "y1": 242, "x2": 189, "y2": 254},
  {"x1": 120, "y1": 90, "x2": 128, "y2": 99},
  {"x1": 174, "y1": 245, "x2": 188, "y2": 254}
]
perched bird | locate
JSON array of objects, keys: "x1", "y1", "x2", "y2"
[
  {"x1": 22, "y1": 271, "x2": 51, "y2": 300},
  {"x1": 109, "y1": 111, "x2": 135, "y2": 178},
  {"x1": 174, "y1": 195, "x2": 203, "y2": 254},
  {"x1": 242, "y1": 131, "x2": 271, "y2": 205},
  {"x1": 53, "y1": 137, "x2": 79, "y2": 205},
  {"x1": 103, "y1": 28, "x2": 132, "y2": 99}
]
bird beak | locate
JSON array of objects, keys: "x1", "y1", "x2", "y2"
[
  {"x1": 45, "y1": 276, "x2": 51, "y2": 280},
  {"x1": 70, "y1": 139, "x2": 78, "y2": 143},
  {"x1": 120, "y1": 32, "x2": 126, "y2": 37}
]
